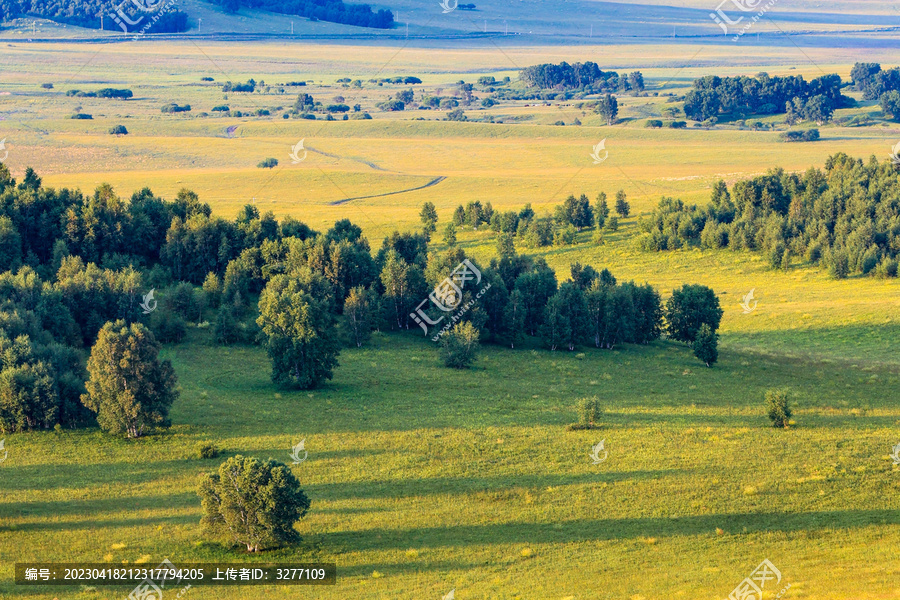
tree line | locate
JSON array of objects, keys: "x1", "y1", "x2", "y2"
[
  {"x1": 440, "y1": 190, "x2": 631, "y2": 248},
  {"x1": 684, "y1": 72, "x2": 847, "y2": 122},
  {"x1": 206, "y1": 0, "x2": 394, "y2": 28},
  {"x1": 637, "y1": 153, "x2": 900, "y2": 279},
  {"x1": 0, "y1": 0, "x2": 188, "y2": 32}
]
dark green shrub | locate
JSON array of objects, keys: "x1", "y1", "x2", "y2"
[
  {"x1": 575, "y1": 396, "x2": 602, "y2": 426},
  {"x1": 196, "y1": 441, "x2": 220, "y2": 459},
  {"x1": 439, "y1": 322, "x2": 480, "y2": 369},
  {"x1": 765, "y1": 389, "x2": 792, "y2": 428}
]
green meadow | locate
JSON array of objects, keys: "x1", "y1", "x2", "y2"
[{"x1": 0, "y1": 38, "x2": 899, "y2": 599}]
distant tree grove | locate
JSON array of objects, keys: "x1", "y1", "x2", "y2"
[
  {"x1": 0, "y1": 0, "x2": 189, "y2": 32},
  {"x1": 206, "y1": 0, "x2": 394, "y2": 28},
  {"x1": 637, "y1": 153, "x2": 900, "y2": 279}
]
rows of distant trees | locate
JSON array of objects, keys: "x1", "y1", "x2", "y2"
[
  {"x1": 0, "y1": 0, "x2": 188, "y2": 32},
  {"x1": 66, "y1": 88, "x2": 133, "y2": 99},
  {"x1": 637, "y1": 153, "x2": 900, "y2": 279},
  {"x1": 0, "y1": 163, "x2": 723, "y2": 433},
  {"x1": 520, "y1": 62, "x2": 644, "y2": 94},
  {"x1": 206, "y1": 0, "x2": 394, "y2": 28},
  {"x1": 684, "y1": 72, "x2": 847, "y2": 122},
  {"x1": 441, "y1": 190, "x2": 631, "y2": 248}
]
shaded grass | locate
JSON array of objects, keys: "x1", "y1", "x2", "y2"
[{"x1": 1, "y1": 330, "x2": 899, "y2": 599}]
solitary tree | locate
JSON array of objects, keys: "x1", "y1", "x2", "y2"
[
  {"x1": 692, "y1": 323, "x2": 718, "y2": 367},
  {"x1": 199, "y1": 455, "x2": 311, "y2": 552},
  {"x1": 595, "y1": 93, "x2": 618, "y2": 125},
  {"x1": 420, "y1": 202, "x2": 438, "y2": 233},
  {"x1": 257, "y1": 273, "x2": 340, "y2": 389},
  {"x1": 443, "y1": 222, "x2": 457, "y2": 247},
  {"x1": 81, "y1": 320, "x2": 178, "y2": 438},
  {"x1": 614, "y1": 190, "x2": 630, "y2": 218},
  {"x1": 595, "y1": 192, "x2": 609, "y2": 229}
]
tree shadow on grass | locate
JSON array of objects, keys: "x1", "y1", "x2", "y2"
[
  {"x1": 324, "y1": 508, "x2": 900, "y2": 553},
  {"x1": 308, "y1": 469, "x2": 684, "y2": 502},
  {"x1": 0, "y1": 459, "x2": 202, "y2": 492}
]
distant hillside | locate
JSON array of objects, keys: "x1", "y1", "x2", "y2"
[
  {"x1": 205, "y1": 0, "x2": 394, "y2": 28},
  {"x1": 0, "y1": 0, "x2": 189, "y2": 32}
]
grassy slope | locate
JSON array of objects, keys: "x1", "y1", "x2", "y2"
[
  {"x1": 0, "y1": 40, "x2": 899, "y2": 599},
  {"x1": 2, "y1": 328, "x2": 899, "y2": 600}
]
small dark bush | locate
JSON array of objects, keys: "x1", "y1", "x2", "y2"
[
  {"x1": 576, "y1": 396, "x2": 602, "y2": 426},
  {"x1": 161, "y1": 104, "x2": 191, "y2": 113},
  {"x1": 196, "y1": 441, "x2": 220, "y2": 459},
  {"x1": 257, "y1": 158, "x2": 279, "y2": 169},
  {"x1": 71, "y1": 113, "x2": 93, "y2": 119},
  {"x1": 646, "y1": 119, "x2": 663, "y2": 128},
  {"x1": 109, "y1": 125, "x2": 128, "y2": 135},
  {"x1": 765, "y1": 389, "x2": 792, "y2": 428}
]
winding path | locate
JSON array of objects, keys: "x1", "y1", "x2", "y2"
[{"x1": 330, "y1": 176, "x2": 446, "y2": 205}]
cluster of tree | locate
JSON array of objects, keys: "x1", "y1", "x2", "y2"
[
  {"x1": 0, "y1": 259, "x2": 178, "y2": 435},
  {"x1": 161, "y1": 103, "x2": 191, "y2": 113},
  {"x1": 223, "y1": 79, "x2": 257, "y2": 93},
  {"x1": 65, "y1": 88, "x2": 133, "y2": 99},
  {"x1": 637, "y1": 153, "x2": 900, "y2": 279},
  {"x1": 206, "y1": 0, "x2": 394, "y2": 28},
  {"x1": 684, "y1": 72, "x2": 847, "y2": 122},
  {"x1": 377, "y1": 88, "x2": 415, "y2": 111},
  {"x1": 779, "y1": 128, "x2": 819, "y2": 142},
  {"x1": 850, "y1": 62, "x2": 900, "y2": 100},
  {"x1": 368, "y1": 76, "x2": 422, "y2": 85},
  {"x1": 443, "y1": 191, "x2": 630, "y2": 248},
  {"x1": 0, "y1": 0, "x2": 189, "y2": 32},
  {"x1": 852, "y1": 62, "x2": 900, "y2": 121},
  {"x1": 0, "y1": 161, "x2": 724, "y2": 438},
  {"x1": 520, "y1": 62, "x2": 644, "y2": 94}
]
